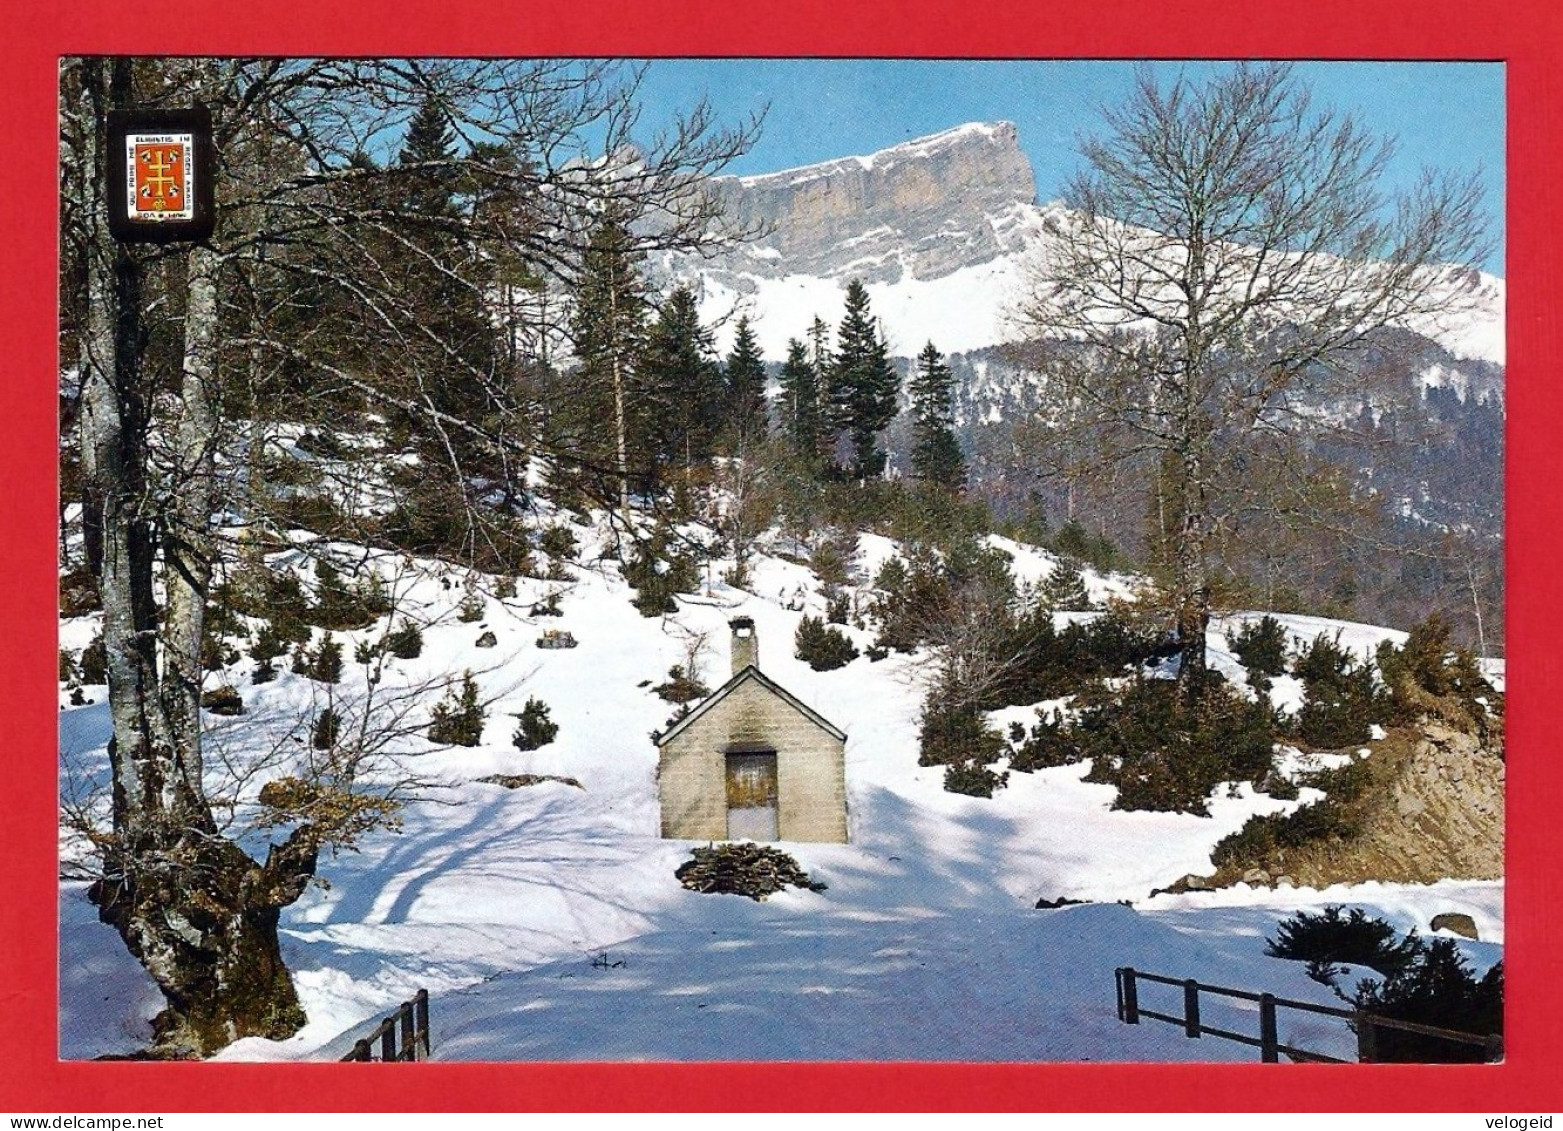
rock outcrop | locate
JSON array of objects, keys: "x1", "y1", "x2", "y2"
[
  {"x1": 709, "y1": 121, "x2": 1037, "y2": 284},
  {"x1": 1208, "y1": 721, "x2": 1504, "y2": 890}
]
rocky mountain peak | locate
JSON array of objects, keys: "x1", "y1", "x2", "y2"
[{"x1": 711, "y1": 121, "x2": 1038, "y2": 284}]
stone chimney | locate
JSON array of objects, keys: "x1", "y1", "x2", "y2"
[{"x1": 730, "y1": 617, "x2": 758, "y2": 675}]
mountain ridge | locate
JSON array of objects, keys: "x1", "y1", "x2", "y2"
[{"x1": 660, "y1": 123, "x2": 1504, "y2": 371}]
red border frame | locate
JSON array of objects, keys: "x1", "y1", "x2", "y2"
[{"x1": 4, "y1": 0, "x2": 1559, "y2": 1113}]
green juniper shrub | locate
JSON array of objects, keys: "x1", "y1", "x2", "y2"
[
  {"x1": 944, "y1": 758, "x2": 1010, "y2": 798},
  {"x1": 809, "y1": 537, "x2": 854, "y2": 587},
  {"x1": 1078, "y1": 671, "x2": 1276, "y2": 814},
  {"x1": 1231, "y1": 615, "x2": 1289, "y2": 691},
  {"x1": 1353, "y1": 940, "x2": 1502, "y2": 1062},
  {"x1": 1377, "y1": 613, "x2": 1496, "y2": 727},
  {"x1": 244, "y1": 568, "x2": 312, "y2": 644},
  {"x1": 311, "y1": 558, "x2": 390, "y2": 631},
  {"x1": 272, "y1": 491, "x2": 350, "y2": 539},
  {"x1": 1292, "y1": 633, "x2": 1385, "y2": 748},
  {"x1": 1210, "y1": 757, "x2": 1373, "y2": 868},
  {"x1": 58, "y1": 649, "x2": 76, "y2": 684},
  {"x1": 870, "y1": 540, "x2": 1016, "y2": 657},
  {"x1": 1266, "y1": 774, "x2": 1301, "y2": 801},
  {"x1": 251, "y1": 656, "x2": 277, "y2": 684},
  {"x1": 623, "y1": 531, "x2": 700, "y2": 618},
  {"x1": 200, "y1": 685, "x2": 245, "y2": 716},
  {"x1": 379, "y1": 476, "x2": 472, "y2": 559},
  {"x1": 249, "y1": 622, "x2": 289, "y2": 664},
  {"x1": 201, "y1": 631, "x2": 240, "y2": 672},
  {"x1": 457, "y1": 593, "x2": 486, "y2": 623},
  {"x1": 1009, "y1": 708, "x2": 1089, "y2": 772},
  {"x1": 512, "y1": 696, "x2": 559, "y2": 752},
  {"x1": 795, "y1": 615, "x2": 859, "y2": 671},
  {"x1": 294, "y1": 635, "x2": 344, "y2": 684},
  {"x1": 79, "y1": 634, "x2": 108, "y2": 684},
  {"x1": 203, "y1": 592, "x2": 250, "y2": 643},
  {"x1": 1265, "y1": 906, "x2": 1424, "y2": 979},
  {"x1": 428, "y1": 671, "x2": 485, "y2": 747},
  {"x1": 918, "y1": 693, "x2": 1008, "y2": 768},
  {"x1": 825, "y1": 589, "x2": 851, "y2": 626},
  {"x1": 538, "y1": 524, "x2": 578, "y2": 562},
  {"x1": 311, "y1": 708, "x2": 340, "y2": 751},
  {"x1": 653, "y1": 664, "x2": 709, "y2": 705},
  {"x1": 384, "y1": 619, "x2": 423, "y2": 659},
  {"x1": 1052, "y1": 518, "x2": 1120, "y2": 572}
]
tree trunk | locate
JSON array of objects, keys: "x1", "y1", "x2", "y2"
[
  {"x1": 73, "y1": 59, "x2": 315, "y2": 1057},
  {"x1": 1175, "y1": 442, "x2": 1211, "y2": 698}
]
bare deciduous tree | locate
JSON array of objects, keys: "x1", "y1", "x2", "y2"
[{"x1": 1010, "y1": 63, "x2": 1488, "y2": 696}]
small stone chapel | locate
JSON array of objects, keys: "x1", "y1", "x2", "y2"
[{"x1": 655, "y1": 617, "x2": 849, "y2": 843}]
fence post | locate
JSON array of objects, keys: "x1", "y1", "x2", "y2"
[
  {"x1": 1259, "y1": 994, "x2": 1279, "y2": 1063},
  {"x1": 379, "y1": 1018, "x2": 397, "y2": 1063},
  {"x1": 1183, "y1": 979, "x2": 1201, "y2": 1039},
  {"x1": 1121, "y1": 968, "x2": 1140, "y2": 1024},
  {"x1": 1357, "y1": 1013, "x2": 1378, "y2": 1063},
  {"x1": 415, "y1": 988, "x2": 431, "y2": 1058},
  {"x1": 399, "y1": 1002, "x2": 415, "y2": 1061},
  {"x1": 349, "y1": 1039, "x2": 371, "y2": 1062}
]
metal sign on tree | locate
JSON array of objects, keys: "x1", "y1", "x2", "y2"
[{"x1": 107, "y1": 105, "x2": 215, "y2": 243}]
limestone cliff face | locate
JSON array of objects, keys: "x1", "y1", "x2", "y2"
[{"x1": 712, "y1": 121, "x2": 1037, "y2": 284}]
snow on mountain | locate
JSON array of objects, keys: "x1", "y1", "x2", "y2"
[
  {"x1": 659, "y1": 124, "x2": 1504, "y2": 370},
  {"x1": 58, "y1": 514, "x2": 1503, "y2": 1062}
]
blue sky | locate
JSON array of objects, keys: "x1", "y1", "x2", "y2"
[{"x1": 631, "y1": 60, "x2": 1505, "y2": 275}]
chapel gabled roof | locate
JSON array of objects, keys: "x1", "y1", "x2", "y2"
[{"x1": 652, "y1": 664, "x2": 847, "y2": 748}]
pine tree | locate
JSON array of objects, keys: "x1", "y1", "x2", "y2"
[
  {"x1": 641, "y1": 286, "x2": 724, "y2": 477},
  {"x1": 1042, "y1": 558, "x2": 1093, "y2": 612},
  {"x1": 908, "y1": 341, "x2": 966, "y2": 491},
  {"x1": 778, "y1": 337, "x2": 824, "y2": 463},
  {"x1": 387, "y1": 92, "x2": 502, "y2": 470},
  {"x1": 829, "y1": 281, "x2": 899, "y2": 479},
  {"x1": 567, "y1": 212, "x2": 650, "y2": 511},
  {"x1": 725, "y1": 316, "x2": 769, "y2": 448},
  {"x1": 398, "y1": 93, "x2": 459, "y2": 217}
]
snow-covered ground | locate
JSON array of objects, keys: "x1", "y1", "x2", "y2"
[{"x1": 57, "y1": 519, "x2": 1502, "y2": 1062}]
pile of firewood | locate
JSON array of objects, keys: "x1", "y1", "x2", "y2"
[{"x1": 674, "y1": 843, "x2": 827, "y2": 901}]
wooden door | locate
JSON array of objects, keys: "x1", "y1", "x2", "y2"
[{"x1": 726, "y1": 751, "x2": 779, "y2": 841}]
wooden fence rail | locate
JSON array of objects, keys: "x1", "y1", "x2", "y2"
[
  {"x1": 341, "y1": 988, "x2": 431, "y2": 1062},
  {"x1": 1114, "y1": 967, "x2": 1501, "y2": 1064}
]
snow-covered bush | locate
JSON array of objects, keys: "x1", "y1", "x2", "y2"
[
  {"x1": 512, "y1": 697, "x2": 558, "y2": 752},
  {"x1": 1265, "y1": 905, "x2": 1422, "y2": 979},
  {"x1": 428, "y1": 671, "x2": 485, "y2": 747},
  {"x1": 1292, "y1": 633, "x2": 1383, "y2": 748},
  {"x1": 294, "y1": 634, "x2": 344, "y2": 684},
  {"x1": 943, "y1": 758, "x2": 1009, "y2": 798},
  {"x1": 795, "y1": 615, "x2": 858, "y2": 671},
  {"x1": 384, "y1": 619, "x2": 423, "y2": 659},
  {"x1": 1080, "y1": 672, "x2": 1275, "y2": 814},
  {"x1": 311, "y1": 708, "x2": 340, "y2": 751},
  {"x1": 1230, "y1": 615, "x2": 1288, "y2": 688}
]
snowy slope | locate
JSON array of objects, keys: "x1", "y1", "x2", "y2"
[{"x1": 58, "y1": 518, "x2": 1503, "y2": 1062}]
